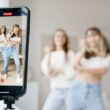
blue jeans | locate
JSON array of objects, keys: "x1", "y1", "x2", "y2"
[
  {"x1": 68, "y1": 79, "x2": 105, "y2": 110},
  {"x1": 2, "y1": 46, "x2": 20, "y2": 74},
  {"x1": 0, "y1": 47, "x2": 3, "y2": 53},
  {"x1": 42, "y1": 88, "x2": 71, "y2": 110}
]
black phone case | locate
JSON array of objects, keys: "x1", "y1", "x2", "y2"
[{"x1": 0, "y1": 6, "x2": 30, "y2": 99}]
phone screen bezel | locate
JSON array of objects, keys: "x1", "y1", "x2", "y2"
[{"x1": 0, "y1": 7, "x2": 30, "y2": 99}]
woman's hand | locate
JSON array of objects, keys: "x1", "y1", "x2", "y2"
[
  {"x1": 79, "y1": 38, "x2": 87, "y2": 52},
  {"x1": 10, "y1": 31, "x2": 14, "y2": 37},
  {"x1": 74, "y1": 64, "x2": 84, "y2": 72},
  {"x1": 5, "y1": 38, "x2": 12, "y2": 45},
  {"x1": 49, "y1": 68, "x2": 64, "y2": 77},
  {"x1": 44, "y1": 46, "x2": 52, "y2": 53}
]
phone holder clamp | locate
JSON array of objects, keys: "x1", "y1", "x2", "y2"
[{"x1": 3, "y1": 96, "x2": 18, "y2": 110}]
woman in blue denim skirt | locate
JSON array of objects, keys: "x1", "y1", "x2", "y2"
[{"x1": 68, "y1": 27, "x2": 110, "y2": 110}]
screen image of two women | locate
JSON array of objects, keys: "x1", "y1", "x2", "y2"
[
  {"x1": 0, "y1": 24, "x2": 23, "y2": 85},
  {"x1": 41, "y1": 27, "x2": 110, "y2": 110}
]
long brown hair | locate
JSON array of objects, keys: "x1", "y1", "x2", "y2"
[
  {"x1": 84, "y1": 27, "x2": 108, "y2": 59},
  {"x1": 51, "y1": 29, "x2": 69, "y2": 54},
  {"x1": 12, "y1": 24, "x2": 22, "y2": 37},
  {"x1": 102, "y1": 36, "x2": 110, "y2": 54},
  {"x1": 1, "y1": 25, "x2": 7, "y2": 37}
]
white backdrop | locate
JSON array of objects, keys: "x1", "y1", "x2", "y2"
[{"x1": 0, "y1": 0, "x2": 10, "y2": 7}]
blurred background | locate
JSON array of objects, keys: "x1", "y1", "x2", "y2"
[{"x1": 1, "y1": 0, "x2": 110, "y2": 110}]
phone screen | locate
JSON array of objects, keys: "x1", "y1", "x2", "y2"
[{"x1": 0, "y1": 8, "x2": 29, "y2": 87}]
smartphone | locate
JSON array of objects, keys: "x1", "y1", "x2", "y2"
[{"x1": 0, "y1": 7, "x2": 30, "y2": 99}]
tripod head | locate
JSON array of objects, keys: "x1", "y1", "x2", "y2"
[{"x1": 3, "y1": 96, "x2": 18, "y2": 110}]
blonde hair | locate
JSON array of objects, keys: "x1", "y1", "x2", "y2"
[
  {"x1": 51, "y1": 28, "x2": 69, "y2": 54},
  {"x1": 83, "y1": 27, "x2": 109, "y2": 58}
]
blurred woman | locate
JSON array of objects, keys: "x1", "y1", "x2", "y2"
[
  {"x1": 41, "y1": 29, "x2": 76, "y2": 110},
  {"x1": 68, "y1": 27, "x2": 110, "y2": 110},
  {"x1": 0, "y1": 25, "x2": 7, "y2": 52},
  {"x1": 2, "y1": 24, "x2": 21, "y2": 83},
  {"x1": 0, "y1": 25, "x2": 7, "y2": 41},
  {"x1": 0, "y1": 26, "x2": 7, "y2": 76}
]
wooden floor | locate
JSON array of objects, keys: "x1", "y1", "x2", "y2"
[{"x1": 0, "y1": 60, "x2": 23, "y2": 86}]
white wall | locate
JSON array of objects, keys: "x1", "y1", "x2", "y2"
[
  {"x1": 0, "y1": 17, "x2": 23, "y2": 29},
  {"x1": 16, "y1": 82, "x2": 38, "y2": 110},
  {"x1": 0, "y1": 0, "x2": 10, "y2": 7},
  {"x1": 10, "y1": 0, "x2": 110, "y2": 110}
]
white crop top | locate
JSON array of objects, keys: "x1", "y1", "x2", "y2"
[{"x1": 81, "y1": 56, "x2": 110, "y2": 69}]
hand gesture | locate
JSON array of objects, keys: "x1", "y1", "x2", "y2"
[{"x1": 44, "y1": 46, "x2": 52, "y2": 53}]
